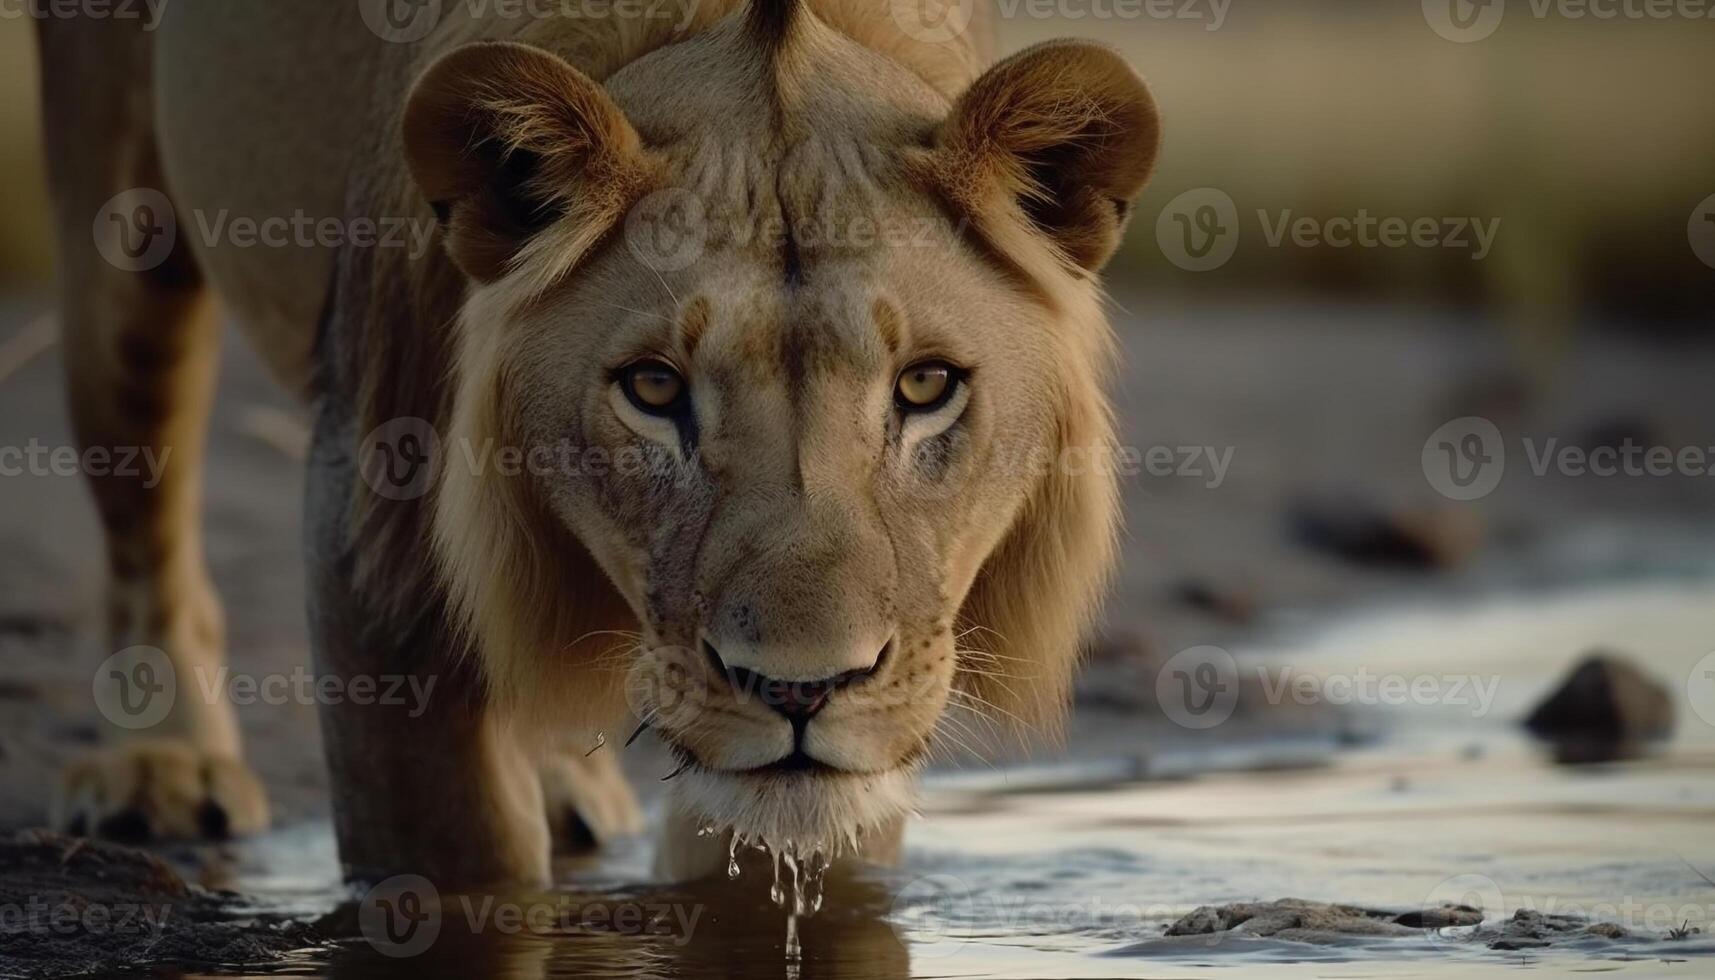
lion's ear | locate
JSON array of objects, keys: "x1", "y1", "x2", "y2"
[
  {"x1": 933, "y1": 40, "x2": 1160, "y2": 273},
  {"x1": 403, "y1": 42, "x2": 651, "y2": 283}
]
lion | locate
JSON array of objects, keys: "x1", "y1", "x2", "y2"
[{"x1": 34, "y1": 0, "x2": 1159, "y2": 886}]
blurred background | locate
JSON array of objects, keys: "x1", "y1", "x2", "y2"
[
  {"x1": 8, "y1": 3, "x2": 1715, "y2": 316},
  {"x1": 1, "y1": 3, "x2": 1713, "y2": 976}
]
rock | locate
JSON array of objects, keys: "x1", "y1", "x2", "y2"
[
  {"x1": 1474, "y1": 908, "x2": 1629, "y2": 949},
  {"x1": 1161, "y1": 899, "x2": 1636, "y2": 951},
  {"x1": 1394, "y1": 905, "x2": 1486, "y2": 929},
  {"x1": 0, "y1": 830, "x2": 318, "y2": 978},
  {"x1": 1290, "y1": 498, "x2": 1484, "y2": 570},
  {"x1": 1172, "y1": 580, "x2": 1259, "y2": 625},
  {"x1": 1524, "y1": 653, "x2": 1674, "y2": 742},
  {"x1": 1164, "y1": 898, "x2": 1471, "y2": 941},
  {"x1": 1490, "y1": 937, "x2": 1551, "y2": 950}
]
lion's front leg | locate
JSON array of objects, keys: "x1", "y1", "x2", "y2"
[
  {"x1": 304, "y1": 416, "x2": 551, "y2": 888},
  {"x1": 541, "y1": 749, "x2": 643, "y2": 853}
]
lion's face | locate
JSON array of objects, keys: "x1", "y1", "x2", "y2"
[
  {"x1": 406, "y1": 14, "x2": 1158, "y2": 852},
  {"x1": 507, "y1": 174, "x2": 1059, "y2": 844}
]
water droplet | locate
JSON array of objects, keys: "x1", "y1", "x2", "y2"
[
  {"x1": 727, "y1": 835, "x2": 741, "y2": 879},
  {"x1": 769, "y1": 848, "x2": 786, "y2": 906},
  {"x1": 784, "y1": 912, "x2": 802, "y2": 967},
  {"x1": 784, "y1": 850, "x2": 804, "y2": 915}
]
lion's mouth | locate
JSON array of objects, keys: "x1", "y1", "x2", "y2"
[
  {"x1": 668, "y1": 758, "x2": 921, "y2": 859},
  {"x1": 663, "y1": 741, "x2": 890, "y2": 779},
  {"x1": 741, "y1": 749, "x2": 840, "y2": 775}
]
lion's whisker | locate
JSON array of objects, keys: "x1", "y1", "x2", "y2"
[
  {"x1": 932, "y1": 715, "x2": 999, "y2": 769},
  {"x1": 943, "y1": 697, "x2": 1007, "y2": 746},
  {"x1": 563, "y1": 628, "x2": 644, "y2": 650},
  {"x1": 955, "y1": 645, "x2": 1031, "y2": 665},
  {"x1": 585, "y1": 643, "x2": 645, "y2": 672},
  {"x1": 934, "y1": 711, "x2": 999, "y2": 765},
  {"x1": 946, "y1": 686, "x2": 1034, "y2": 733},
  {"x1": 953, "y1": 623, "x2": 1011, "y2": 646}
]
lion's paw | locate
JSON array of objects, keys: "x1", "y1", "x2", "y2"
[
  {"x1": 541, "y1": 751, "x2": 642, "y2": 852},
  {"x1": 52, "y1": 739, "x2": 270, "y2": 843}
]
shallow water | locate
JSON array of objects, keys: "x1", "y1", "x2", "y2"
[{"x1": 180, "y1": 582, "x2": 1715, "y2": 978}]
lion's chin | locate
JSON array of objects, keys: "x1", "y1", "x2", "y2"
[{"x1": 672, "y1": 765, "x2": 918, "y2": 857}]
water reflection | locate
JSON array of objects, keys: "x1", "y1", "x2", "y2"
[{"x1": 310, "y1": 868, "x2": 910, "y2": 980}]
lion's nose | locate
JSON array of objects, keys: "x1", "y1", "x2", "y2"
[{"x1": 702, "y1": 639, "x2": 886, "y2": 721}]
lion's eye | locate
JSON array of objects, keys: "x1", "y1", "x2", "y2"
[
  {"x1": 896, "y1": 362, "x2": 958, "y2": 412},
  {"x1": 621, "y1": 360, "x2": 687, "y2": 415}
]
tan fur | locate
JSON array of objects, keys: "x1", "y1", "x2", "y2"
[
  {"x1": 34, "y1": 1, "x2": 1158, "y2": 884},
  {"x1": 34, "y1": 11, "x2": 266, "y2": 842}
]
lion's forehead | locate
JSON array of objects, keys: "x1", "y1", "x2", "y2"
[
  {"x1": 667, "y1": 293, "x2": 888, "y2": 471},
  {"x1": 655, "y1": 132, "x2": 943, "y2": 268}
]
